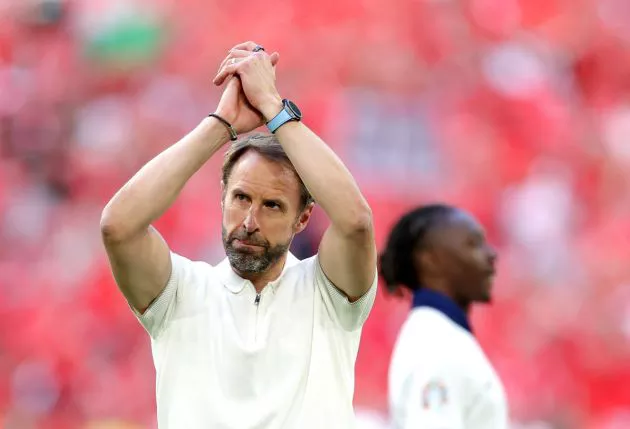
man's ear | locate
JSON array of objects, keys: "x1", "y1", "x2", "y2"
[
  {"x1": 413, "y1": 246, "x2": 439, "y2": 279},
  {"x1": 294, "y1": 202, "x2": 315, "y2": 234}
]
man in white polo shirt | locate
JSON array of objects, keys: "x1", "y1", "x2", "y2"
[
  {"x1": 100, "y1": 41, "x2": 377, "y2": 429},
  {"x1": 380, "y1": 204, "x2": 508, "y2": 429}
]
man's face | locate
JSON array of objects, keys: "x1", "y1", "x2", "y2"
[
  {"x1": 221, "y1": 151, "x2": 312, "y2": 275},
  {"x1": 427, "y1": 210, "x2": 498, "y2": 303}
]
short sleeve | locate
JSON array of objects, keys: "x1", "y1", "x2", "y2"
[
  {"x1": 314, "y1": 254, "x2": 377, "y2": 331},
  {"x1": 394, "y1": 363, "x2": 466, "y2": 429},
  {"x1": 131, "y1": 252, "x2": 194, "y2": 339}
]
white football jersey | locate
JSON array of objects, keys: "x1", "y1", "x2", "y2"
[{"x1": 389, "y1": 290, "x2": 508, "y2": 429}]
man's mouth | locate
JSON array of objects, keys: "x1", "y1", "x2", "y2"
[
  {"x1": 484, "y1": 266, "x2": 496, "y2": 280},
  {"x1": 233, "y1": 238, "x2": 264, "y2": 249}
]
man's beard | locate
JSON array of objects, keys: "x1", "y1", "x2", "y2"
[{"x1": 222, "y1": 226, "x2": 291, "y2": 274}]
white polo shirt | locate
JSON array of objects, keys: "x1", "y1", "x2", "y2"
[
  {"x1": 134, "y1": 251, "x2": 377, "y2": 429},
  {"x1": 388, "y1": 290, "x2": 508, "y2": 429}
]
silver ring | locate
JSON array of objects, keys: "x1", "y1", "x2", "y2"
[
  {"x1": 253, "y1": 45, "x2": 265, "y2": 52},
  {"x1": 230, "y1": 58, "x2": 236, "y2": 65}
]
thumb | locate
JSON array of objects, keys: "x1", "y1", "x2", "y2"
[
  {"x1": 270, "y1": 52, "x2": 280, "y2": 66},
  {"x1": 229, "y1": 75, "x2": 242, "y2": 90},
  {"x1": 224, "y1": 76, "x2": 239, "y2": 92}
]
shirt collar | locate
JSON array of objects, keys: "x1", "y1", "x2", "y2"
[
  {"x1": 412, "y1": 288, "x2": 473, "y2": 334},
  {"x1": 217, "y1": 252, "x2": 300, "y2": 294}
]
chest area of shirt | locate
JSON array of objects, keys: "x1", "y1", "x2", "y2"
[
  {"x1": 464, "y1": 347, "x2": 508, "y2": 425},
  {"x1": 162, "y1": 283, "x2": 319, "y2": 399},
  {"x1": 225, "y1": 286, "x2": 316, "y2": 350},
  {"x1": 168, "y1": 281, "x2": 318, "y2": 354}
]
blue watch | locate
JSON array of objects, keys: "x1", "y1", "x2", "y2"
[{"x1": 266, "y1": 99, "x2": 302, "y2": 133}]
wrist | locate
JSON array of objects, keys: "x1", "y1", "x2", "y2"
[
  {"x1": 212, "y1": 108, "x2": 237, "y2": 127},
  {"x1": 208, "y1": 113, "x2": 238, "y2": 141},
  {"x1": 259, "y1": 96, "x2": 284, "y2": 122},
  {"x1": 201, "y1": 116, "x2": 233, "y2": 143}
]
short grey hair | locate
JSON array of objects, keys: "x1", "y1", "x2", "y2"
[{"x1": 221, "y1": 133, "x2": 315, "y2": 210}]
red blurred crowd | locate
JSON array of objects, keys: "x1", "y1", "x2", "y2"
[{"x1": 1, "y1": 0, "x2": 629, "y2": 428}]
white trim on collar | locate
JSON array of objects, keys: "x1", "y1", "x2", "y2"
[{"x1": 216, "y1": 252, "x2": 301, "y2": 294}]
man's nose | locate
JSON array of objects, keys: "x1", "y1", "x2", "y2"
[
  {"x1": 487, "y1": 245, "x2": 498, "y2": 265},
  {"x1": 242, "y1": 209, "x2": 260, "y2": 233}
]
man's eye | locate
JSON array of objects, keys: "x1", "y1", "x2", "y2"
[{"x1": 472, "y1": 237, "x2": 485, "y2": 247}]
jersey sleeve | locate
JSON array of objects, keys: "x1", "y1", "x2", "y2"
[
  {"x1": 313, "y1": 254, "x2": 377, "y2": 331},
  {"x1": 131, "y1": 252, "x2": 196, "y2": 339}
]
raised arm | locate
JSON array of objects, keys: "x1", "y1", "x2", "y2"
[
  {"x1": 214, "y1": 47, "x2": 376, "y2": 300},
  {"x1": 273, "y1": 123, "x2": 375, "y2": 301},
  {"x1": 100, "y1": 117, "x2": 230, "y2": 312},
  {"x1": 101, "y1": 60, "x2": 279, "y2": 312}
]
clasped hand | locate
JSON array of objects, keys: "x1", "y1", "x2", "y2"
[{"x1": 213, "y1": 41, "x2": 284, "y2": 135}]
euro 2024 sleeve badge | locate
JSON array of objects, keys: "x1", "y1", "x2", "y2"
[{"x1": 422, "y1": 379, "x2": 448, "y2": 410}]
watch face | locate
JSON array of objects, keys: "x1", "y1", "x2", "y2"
[{"x1": 285, "y1": 100, "x2": 302, "y2": 119}]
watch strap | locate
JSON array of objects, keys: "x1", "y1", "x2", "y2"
[{"x1": 267, "y1": 107, "x2": 294, "y2": 134}]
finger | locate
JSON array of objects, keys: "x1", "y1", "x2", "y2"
[
  {"x1": 214, "y1": 58, "x2": 246, "y2": 85},
  {"x1": 226, "y1": 74, "x2": 242, "y2": 92},
  {"x1": 228, "y1": 48, "x2": 255, "y2": 57},
  {"x1": 217, "y1": 50, "x2": 251, "y2": 76},
  {"x1": 221, "y1": 49, "x2": 252, "y2": 66},
  {"x1": 252, "y1": 51, "x2": 277, "y2": 74},
  {"x1": 213, "y1": 61, "x2": 245, "y2": 86},
  {"x1": 230, "y1": 41, "x2": 259, "y2": 52},
  {"x1": 216, "y1": 48, "x2": 268, "y2": 83}
]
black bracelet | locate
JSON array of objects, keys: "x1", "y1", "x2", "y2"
[{"x1": 208, "y1": 113, "x2": 238, "y2": 141}]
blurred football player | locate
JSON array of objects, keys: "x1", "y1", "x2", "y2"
[{"x1": 380, "y1": 204, "x2": 508, "y2": 429}]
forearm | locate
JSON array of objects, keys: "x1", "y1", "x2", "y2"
[
  {"x1": 273, "y1": 120, "x2": 372, "y2": 232},
  {"x1": 101, "y1": 117, "x2": 231, "y2": 240}
]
